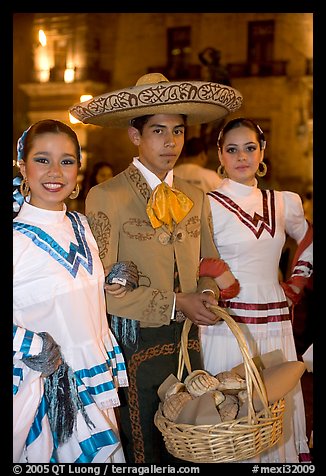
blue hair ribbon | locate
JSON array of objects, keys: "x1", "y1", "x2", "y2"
[{"x1": 13, "y1": 175, "x2": 24, "y2": 213}]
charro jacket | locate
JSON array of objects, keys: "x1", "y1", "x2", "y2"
[{"x1": 86, "y1": 163, "x2": 220, "y2": 328}]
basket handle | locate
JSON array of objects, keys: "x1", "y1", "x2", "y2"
[{"x1": 177, "y1": 318, "x2": 192, "y2": 380}]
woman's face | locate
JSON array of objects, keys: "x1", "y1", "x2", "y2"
[
  {"x1": 96, "y1": 165, "x2": 113, "y2": 184},
  {"x1": 218, "y1": 125, "x2": 264, "y2": 186},
  {"x1": 19, "y1": 132, "x2": 79, "y2": 211}
]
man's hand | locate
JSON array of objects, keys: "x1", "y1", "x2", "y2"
[
  {"x1": 104, "y1": 261, "x2": 139, "y2": 298},
  {"x1": 175, "y1": 292, "x2": 221, "y2": 326},
  {"x1": 104, "y1": 282, "x2": 128, "y2": 298},
  {"x1": 104, "y1": 264, "x2": 127, "y2": 297}
]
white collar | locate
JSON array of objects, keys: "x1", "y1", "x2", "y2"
[
  {"x1": 14, "y1": 200, "x2": 68, "y2": 225},
  {"x1": 133, "y1": 157, "x2": 174, "y2": 190},
  {"x1": 220, "y1": 178, "x2": 259, "y2": 197}
]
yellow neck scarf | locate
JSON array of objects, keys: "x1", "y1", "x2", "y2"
[{"x1": 146, "y1": 182, "x2": 193, "y2": 232}]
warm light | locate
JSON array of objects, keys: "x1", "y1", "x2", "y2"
[
  {"x1": 35, "y1": 29, "x2": 50, "y2": 82},
  {"x1": 64, "y1": 68, "x2": 75, "y2": 83},
  {"x1": 80, "y1": 95, "x2": 93, "y2": 102},
  {"x1": 69, "y1": 113, "x2": 81, "y2": 124},
  {"x1": 39, "y1": 30, "x2": 47, "y2": 47},
  {"x1": 39, "y1": 69, "x2": 50, "y2": 82}
]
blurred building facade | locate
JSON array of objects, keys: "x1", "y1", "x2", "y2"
[{"x1": 13, "y1": 13, "x2": 313, "y2": 196}]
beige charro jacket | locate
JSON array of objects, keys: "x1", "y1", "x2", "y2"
[{"x1": 86, "y1": 163, "x2": 220, "y2": 328}]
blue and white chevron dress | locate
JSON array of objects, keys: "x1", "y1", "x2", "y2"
[{"x1": 13, "y1": 201, "x2": 128, "y2": 463}]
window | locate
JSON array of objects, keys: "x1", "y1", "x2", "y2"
[
  {"x1": 167, "y1": 26, "x2": 191, "y2": 79},
  {"x1": 248, "y1": 20, "x2": 275, "y2": 75}
]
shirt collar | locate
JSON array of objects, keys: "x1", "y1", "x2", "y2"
[{"x1": 133, "y1": 157, "x2": 174, "y2": 190}]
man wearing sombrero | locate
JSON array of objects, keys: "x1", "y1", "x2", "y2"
[{"x1": 69, "y1": 73, "x2": 243, "y2": 463}]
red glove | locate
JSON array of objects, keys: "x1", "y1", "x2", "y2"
[
  {"x1": 219, "y1": 279, "x2": 240, "y2": 300},
  {"x1": 280, "y1": 275, "x2": 308, "y2": 306},
  {"x1": 199, "y1": 257, "x2": 230, "y2": 277},
  {"x1": 199, "y1": 258, "x2": 240, "y2": 300}
]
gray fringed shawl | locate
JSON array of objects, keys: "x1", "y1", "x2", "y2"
[
  {"x1": 106, "y1": 261, "x2": 139, "y2": 349},
  {"x1": 44, "y1": 362, "x2": 94, "y2": 445}
]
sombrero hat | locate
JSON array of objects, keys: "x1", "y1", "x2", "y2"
[{"x1": 69, "y1": 72, "x2": 243, "y2": 128}]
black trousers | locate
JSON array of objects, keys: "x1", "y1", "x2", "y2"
[{"x1": 117, "y1": 321, "x2": 202, "y2": 464}]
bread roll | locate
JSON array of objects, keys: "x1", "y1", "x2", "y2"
[
  {"x1": 162, "y1": 392, "x2": 193, "y2": 421},
  {"x1": 215, "y1": 370, "x2": 246, "y2": 394},
  {"x1": 165, "y1": 382, "x2": 186, "y2": 400},
  {"x1": 211, "y1": 390, "x2": 226, "y2": 406},
  {"x1": 185, "y1": 370, "x2": 220, "y2": 397}
]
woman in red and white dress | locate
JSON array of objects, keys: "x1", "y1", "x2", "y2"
[{"x1": 200, "y1": 117, "x2": 313, "y2": 463}]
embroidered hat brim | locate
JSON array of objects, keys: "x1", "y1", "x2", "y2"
[{"x1": 69, "y1": 73, "x2": 243, "y2": 128}]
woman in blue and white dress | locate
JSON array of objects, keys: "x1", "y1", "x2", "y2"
[
  {"x1": 200, "y1": 118, "x2": 313, "y2": 463},
  {"x1": 13, "y1": 120, "x2": 128, "y2": 463}
]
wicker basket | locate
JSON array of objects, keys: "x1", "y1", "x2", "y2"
[{"x1": 154, "y1": 306, "x2": 285, "y2": 463}]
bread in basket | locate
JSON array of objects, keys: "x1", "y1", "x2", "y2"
[{"x1": 154, "y1": 306, "x2": 286, "y2": 463}]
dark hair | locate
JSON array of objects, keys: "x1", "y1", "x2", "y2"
[
  {"x1": 20, "y1": 119, "x2": 81, "y2": 165},
  {"x1": 130, "y1": 114, "x2": 187, "y2": 134},
  {"x1": 130, "y1": 115, "x2": 153, "y2": 133},
  {"x1": 217, "y1": 117, "x2": 266, "y2": 151},
  {"x1": 185, "y1": 137, "x2": 207, "y2": 157},
  {"x1": 89, "y1": 161, "x2": 114, "y2": 188}
]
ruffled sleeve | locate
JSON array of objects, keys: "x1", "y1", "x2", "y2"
[
  {"x1": 280, "y1": 192, "x2": 313, "y2": 304},
  {"x1": 13, "y1": 325, "x2": 43, "y2": 394},
  {"x1": 283, "y1": 191, "x2": 313, "y2": 273},
  {"x1": 13, "y1": 325, "x2": 43, "y2": 357}
]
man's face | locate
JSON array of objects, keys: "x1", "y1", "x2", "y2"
[{"x1": 128, "y1": 114, "x2": 185, "y2": 180}]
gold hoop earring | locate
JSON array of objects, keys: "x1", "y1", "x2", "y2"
[
  {"x1": 256, "y1": 161, "x2": 267, "y2": 177},
  {"x1": 69, "y1": 183, "x2": 80, "y2": 200},
  {"x1": 19, "y1": 178, "x2": 30, "y2": 198},
  {"x1": 217, "y1": 165, "x2": 228, "y2": 179}
]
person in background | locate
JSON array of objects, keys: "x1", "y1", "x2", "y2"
[
  {"x1": 198, "y1": 47, "x2": 231, "y2": 85},
  {"x1": 198, "y1": 47, "x2": 232, "y2": 143},
  {"x1": 174, "y1": 136, "x2": 222, "y2": 193},
  {"x1": 200, "y1": 117, "x2": 313, "y2": 463},
  {"x1": 70, "y1": 72, "x2": 243, "y2": 463},
  {"x1": 68, "y1": 161, "x2": 115, "y2": 214},
  {"x1": 88, "y1": 161, "x2": 114, "y2": 189},
  {"x1": 13, "y1": 119, "x2": 128, "y2": 463}
]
